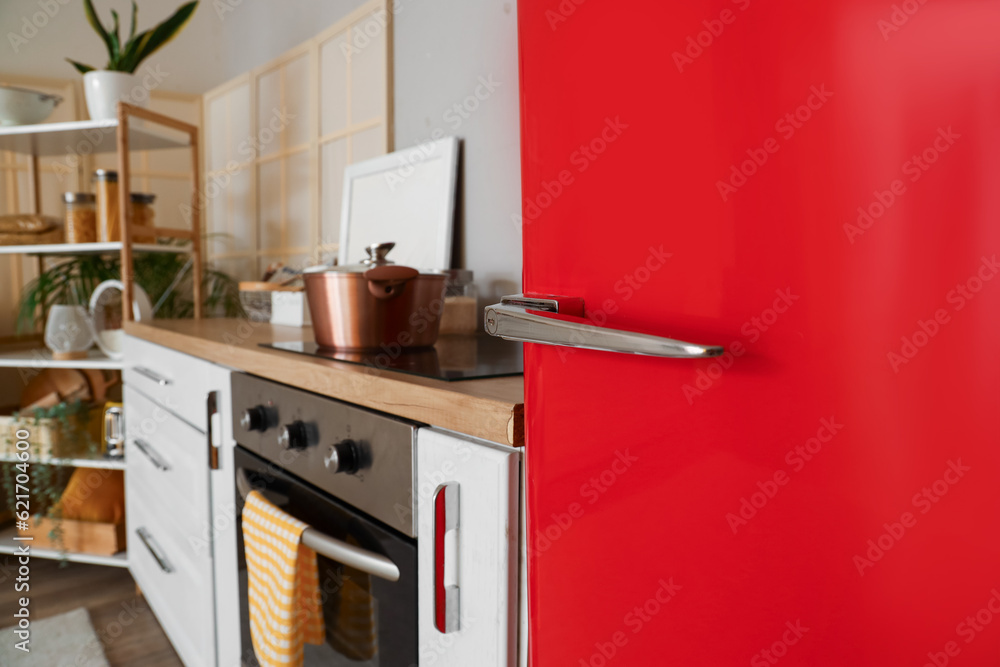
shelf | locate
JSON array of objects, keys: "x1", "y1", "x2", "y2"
[
  {"x1": 0, "y1": 346, "x2": 122, "y2": 370},
  {"x1": 0, "y1": 118, "x2": 189, "y2": 157},
  {"x1": 0, "y1": 525, "x2": 127, "y2": 568},
  {"x1": 0, "y1": 241, "x2": 190, "y2": 256},
  {"x1": 0, "y1": 450, "x2": 125, "y2": 470}
]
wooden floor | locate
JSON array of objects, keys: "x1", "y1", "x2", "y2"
[{"x1": 0, "y1": 555, "x2": 182, "y2": 666}]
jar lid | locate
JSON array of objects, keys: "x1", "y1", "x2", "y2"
[
  {"x1": 444, "y1": 269, "x2": 474, "y2": 285},
  {"x1": 93, "y1": 169, "x2": 118, "y2": 182},
  {"x1": 131, "y1": 193, "x2": 156, "y2": 204},
  {"x1": 62, "y1": 192, "x2": 95, "y2": 204}
]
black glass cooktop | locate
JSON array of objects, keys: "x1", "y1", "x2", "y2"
[{"x1": 262, "y1": 334, "x2": 523, "y2": 382}]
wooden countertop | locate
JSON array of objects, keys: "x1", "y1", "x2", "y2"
[{"x1": 124, "y1": 319, "x2": 524, "y2": 447}]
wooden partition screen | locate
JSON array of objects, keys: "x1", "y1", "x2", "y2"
[{"x1": 202, "y1": 0, "x2": 393, "y2": 280}]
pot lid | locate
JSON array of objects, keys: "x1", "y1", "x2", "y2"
[{"x1": 304, "y1": 242, "x2": 445, "y2": 276}]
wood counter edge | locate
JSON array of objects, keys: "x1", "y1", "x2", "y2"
[{"x1": 124, "y1": 321, "x2": 525, "y2": 447}]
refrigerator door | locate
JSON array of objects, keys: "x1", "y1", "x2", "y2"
[{"x1": 517, "y1": 1, "x2": 1000, "y2": 665}]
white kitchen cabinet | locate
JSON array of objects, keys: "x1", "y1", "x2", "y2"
[
  {"x1": 417, "y1": 427, "x2": 521, "y2": 667},
  {"x1": 124, "y1": 336, "x2": 236, "y2": 667}
]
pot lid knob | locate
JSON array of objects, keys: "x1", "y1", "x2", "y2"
[{"x1": 362, "y1": 242, "x2": 396, "y2": 266}]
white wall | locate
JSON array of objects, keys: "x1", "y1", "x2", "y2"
[
  {"x1": 1, "y1": 0, "x2": 367, "y2": 94},
  {"x1": 393, "y1": 0, "x2": 522, "y2": 304},
  {"x1": 1, "y1": 0, "x2": 523, "y2": 299}
]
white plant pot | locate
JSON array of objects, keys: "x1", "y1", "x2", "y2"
[{"x1": 83, "y1": 71, "x2": 148, "y2": 121}]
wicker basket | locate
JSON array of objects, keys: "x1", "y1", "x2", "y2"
[
  {"x1": 24, "y1": 516, "x2": 127, "y2": 555},
  {"x1": 0, "y1": 405, "x2": 101, "y2": 460}
]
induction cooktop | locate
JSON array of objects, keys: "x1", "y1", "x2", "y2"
[{"x1": 262, "y1": 334, "x2": 523, "y2": 382}]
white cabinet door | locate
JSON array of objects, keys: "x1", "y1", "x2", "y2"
[
  {"x1": 205, "y1": 362, "x2": 242, "y2": 667},
  {"x1": 417, "y1": 428, "x2": 521, "y2": 667},
  {"x1": 124, "y1": 336, "x2": 234, "y2": 667}
]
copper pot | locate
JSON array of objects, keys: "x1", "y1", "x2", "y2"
[{"x1": 303, "y1": 243, "x2": 447, "y2": 351}]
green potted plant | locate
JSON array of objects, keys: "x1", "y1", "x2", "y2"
[
  {"x1": 67, "y1": 0, "x2": 198, "y2": 121},
  {"x1": 16, "y1": 248, "x2": 244, "y2": 334}
]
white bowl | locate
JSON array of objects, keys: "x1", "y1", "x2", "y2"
[{"x1": 0, "y1": 84, "x2": 62, "y2": 126}]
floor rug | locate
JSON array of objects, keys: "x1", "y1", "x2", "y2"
[{"x1": 0, "y1": 607, "x2": 110, "y2": 666}]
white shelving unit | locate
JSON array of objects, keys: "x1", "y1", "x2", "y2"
[
  {"x1": 0, "y1": 525, "x2": 128, "y2": 568},
  {"x1": 0, "y1": 346, "x2": 122, "y2": 370},
  {"x1": 0, "y1": 241, "x2": 189, "y2": 256},
  {"x1": 0, "y1": 450, "x2": 125, "y2": 470},
  {"x1": 0, "y1": 118, "x2": 188, "y2": 157},
  {"x1": 0, "y1": 104, "x2": 203, "y2": 570}
]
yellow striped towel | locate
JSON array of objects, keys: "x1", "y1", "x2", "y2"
[{"x1": 242, "y1": 490, "x2": 325, "y2": 666}]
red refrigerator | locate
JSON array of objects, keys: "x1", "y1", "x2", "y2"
[{"x1": 489, "y1": 0, "x2": 1000, "y2": 664}]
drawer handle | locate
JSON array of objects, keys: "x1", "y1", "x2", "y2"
[
  {"x1": 207, "y1": 391, "x2": 220, "y2": 471},
  {"x1": 434, "y1": 482, "x2": 460, "y2": 633},
  {"x1": 136, "y1": 527, "x2": 174, "y2": 573},
  {"x1": 132, "y1": 438, "x2": 171, "y2": 472},
  {"x1": 132, "y1": 366, "x2": 172, "y2": 386}
]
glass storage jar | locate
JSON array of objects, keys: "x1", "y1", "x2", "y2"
[
  {"x1": 131, "y1": 193, "x2": 156, "y2": 243},
  {"x1": 62, "y1": 192, "x2": 97, "y2": 244},
  {"x1": 439, "y1": 269, "x2": 478, "y2": 335},
  {"x1": 93, "y1": 169, "x2": 120, "y2": 242}
]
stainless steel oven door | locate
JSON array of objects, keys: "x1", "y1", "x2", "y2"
[{"x1": 234, "y1": 446, "x2": 417, "y2": 666}]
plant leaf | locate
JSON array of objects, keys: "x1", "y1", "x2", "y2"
[
  {"x1": 109, "y1": 9, "x2": 121, "y2": 65},
  {"x1": 118, "y1": 28, "x2": 150, "y2": 73},
  {"x1": 82, "y1": 0, "x2": 115, "y2": 65},
  {"x1": 129, "y1": 1, "x2": 137, "y2": 41},
  {"x1": 66, "y1": 58, "x2": 95, "y2": 75},
  {"x1": 127, "y1": 1, "x2": 198, "y2": 73},
  {"x1": 17, "y1": 237, "x2": 243, "y2": 330}
]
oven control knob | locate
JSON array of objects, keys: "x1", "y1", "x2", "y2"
[
  {"x1": 240, "y1": 405, "x2": 270, "y2": 432},
  {"x1": 278, "y1": 421, "x2": 310, "y2": 451},
  {"x1": 324, "y1": 440, "x2": 360, "y2": 474}
]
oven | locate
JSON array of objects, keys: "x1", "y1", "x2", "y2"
[{"x1": 231, "y1": 373, "x2": 418, "y2": 667}]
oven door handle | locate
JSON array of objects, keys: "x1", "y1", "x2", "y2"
[{"x1": 237, "y1": 468, "x2": 401, "y2": 582}]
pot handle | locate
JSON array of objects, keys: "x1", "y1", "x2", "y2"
[{"x1": 364, "y1": 265, "x2": 419, "y2": 300}]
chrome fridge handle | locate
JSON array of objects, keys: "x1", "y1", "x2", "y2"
[
  {"x1": 484, "y1": 294, "x2": 724, "y2": 359},
  {"x1": 236, "y1": 468, "x2": 400, "y2": 582}
]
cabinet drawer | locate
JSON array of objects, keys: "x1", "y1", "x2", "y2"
[
  {"x1": 125, "y1": 387, "x2": 209, "y2": 536},
  {"x1": 124, "y1": 336, "x2": 210, "y2": 430},
  {"x1": 129, "y1": 490, "x2": 215, "y2": 667}
]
